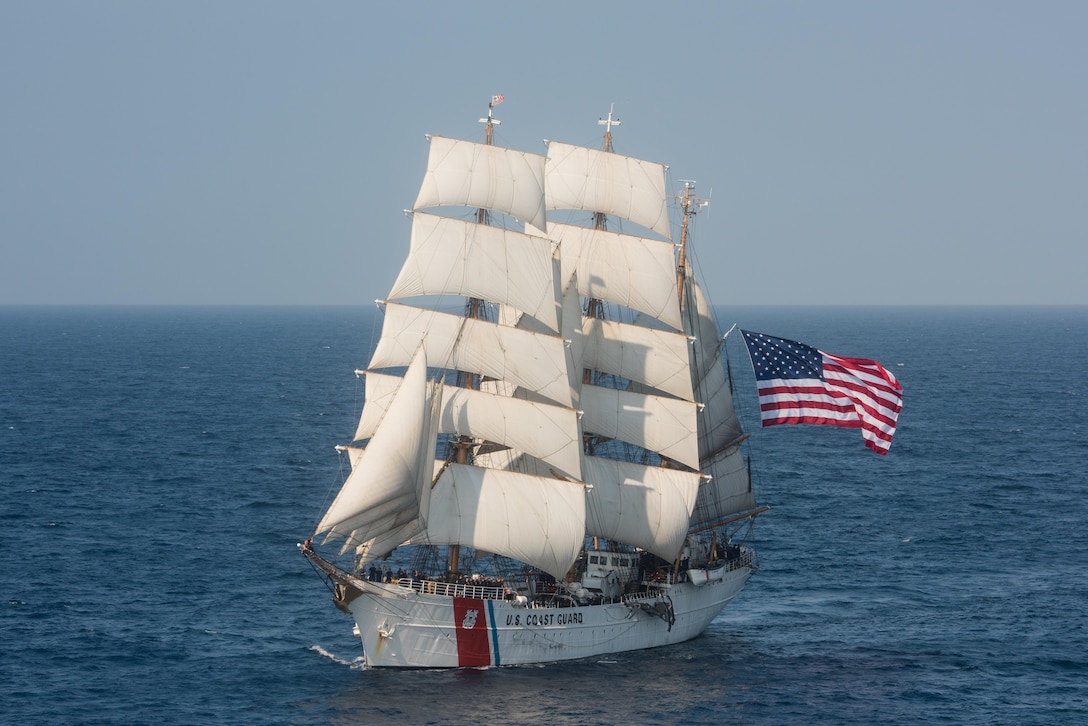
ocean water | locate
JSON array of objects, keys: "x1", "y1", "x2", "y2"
[{"x1": 2, "y1": 305, "x2": 1086, "y2": 725}]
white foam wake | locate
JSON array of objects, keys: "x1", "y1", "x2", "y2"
[{"x1": 309, "y1": 644, "x2": 367, "y2": 669}]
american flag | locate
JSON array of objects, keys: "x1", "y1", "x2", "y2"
[
  {"x1": 491, "y1": 93, "x2": 505, "y2": 107},
  {"x1": 741, "y1": 330, "x2": 903, "y2": 455}
]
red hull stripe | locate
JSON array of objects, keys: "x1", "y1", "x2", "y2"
[{"x1": 453, "y1": 597, "x2": 492, "y2": 667}]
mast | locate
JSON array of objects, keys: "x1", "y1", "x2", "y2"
[
  {"x1": 448, "y1": 95, "x2": 504, "y2": 578},
  {"x1": 669, "y1": 178, "x2": 700, "y2": 572},
  {"x1": 585, "y1": 108, "x2": 619, "y2": 362},
  {"x1": 581, "y1": 105, "x2": 622, "y2": 455},
  {"x1": 677, "y1": 177, "x2": 762, "y2": 534},
  {"x1": 675, "y1": 180, "x2": 708, "y2": 310},
  {"x1": 599, "y1": 104, "x2": 620, "y2": 154},
  {"x1": 464, "y1": 96, "x2": 503, "y2": 365},
  {"x1": 587, "y1": 104, "x2": 620, "y2": 316}
]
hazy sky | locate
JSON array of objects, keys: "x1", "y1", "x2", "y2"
[{"x1": 2, "y1": 1, "x2": 1085, "y2": 305}]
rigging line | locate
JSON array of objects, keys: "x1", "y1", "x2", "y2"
[
  {"x1": 683, "y1": 231, "x2": 720, "y2": 328},
  {"x1": 720, "y1": 323, "x2": 738, "y2": 345},
  {"x1": 720, "y1": 329, "x2": 763, "y2": 445},
  {"x1": 730, "y1": 514, "x2": 760, "y2": 546},
  {"x1": 363, "y1": 295, "x2": 384, "y2": 373},
  {"x1": 305, "y1": 557, "x2": 338, "y2": 595},
  {"x1": 311, "y1": 444, "x2": 354, "y2": 537},
  {"x1": 701, "y1": 433, "x2": 752, "y2": 464},
  {"x1": 687, "y1": 506, "x2": 770, "y2": 536}
]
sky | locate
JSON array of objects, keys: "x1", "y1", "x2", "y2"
[{"x1": 2, "y1": 1, "x2": 1085, "y2": 306}]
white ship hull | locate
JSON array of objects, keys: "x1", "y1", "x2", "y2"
[{"x1": 338, "y1": 566, "x2": 751, "y2": 668}]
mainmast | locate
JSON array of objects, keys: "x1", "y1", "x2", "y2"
[
  {"x1": 588, "y1": 103, "x2": 620, "y2": 317},
  {"x1": 593, "y1": 104, "x2": 620, "y2": 235},
  {"x1": 599, "y1": 103, "x2": 620, "y2": 155},
  {"x1": 476, "y1": 95, "x2": 501, "y2": 230},
  {"x1": 582, "y1": 105, "x2": 622, "y2": 444}
]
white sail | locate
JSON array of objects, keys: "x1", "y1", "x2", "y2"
[
  {"x1": 579, "y1": 384, "x2": 700, "y2": 469},
  {"x1": 388, "y1": 213, "x2": 559, "y2": 332},
  {"x1": 684, "y1": 265, "x2": 729, "y2": 385},
  {"x1": 414, "y1": 135, "x2": 548, "y2": 233},
  {"x1": 550, "y1": 222, "x2": 682, "y2": 331},
  {"x1": 353, "y1": 375, "x2": 396, "y2": 441},
  {"x1": 356, "y1": 372, "x2": 582, "y2": 479},
  {"x1": 686, "y1": 268, "x2": 743, "y2": 456},
  {"x1": 695, "y1": 445, "x2": 756, "y2": 525},
  {"x1": 545, "y1": 141, "x2": 671, "y2": 240},
  {"x1": 561, "y1": 271, "x2": 586, "y2": 407},
  {"x1": 368, "y1": 302, "x2": 572, "y2": 407},
  {"x1": 315, "y1": 346, "x2": 439, "y2": 542},
  {"x1": 582, "y1": 456, "x2": 702, "y2": 561},
  {"x1": 470, "y1": 447, "x2": 551, "y2": 477},
  {"x1": 581, "y1": 317, "x2": 695, "y2": 401},
  {"x1": 351, "y1": 518, "x2": 425, "y2": 566},
  {"x1": 422, "y1": 463, "x2": 586, "y2": 581},
  {"x1": 683, "y1": 265, "x2": 744, "y2": 444},
  {"x1": 680, "y1": 264, "x2": 751, "y2": 521},
  {"x1": 695, "y1": 347, "x2": 745, "y2": 456},
  {"x1": 349, "y1": 459, "x2": 449, "y2": 564}
]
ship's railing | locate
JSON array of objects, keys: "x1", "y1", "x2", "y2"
[
  {"x1": 710, "y1": 550, "x2": 753, "y2": 573},
  {"x1": 682, "y1": 549, "x2": 754, "y2": 577},
  {"x1": 390, "y1": 551, "x2": 753, "y2": 603},
  {"x1": 396, "y1": 578, "x2": 507, "y2": 601},
  {"x1": 637, "y1": 549, "x2": 754, "y2": 588}
]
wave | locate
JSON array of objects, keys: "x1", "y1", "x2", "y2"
[{"x1": 308, "y1": 644, "x2": 366, "y2": 669}]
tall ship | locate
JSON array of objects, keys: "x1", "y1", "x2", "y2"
[{"x1": 302, "y1": 100, "x2": 768, "y2": 668}]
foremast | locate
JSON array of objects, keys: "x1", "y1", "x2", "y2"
[
  {"x1": 447, "y1": 96, "x2": 505, "y2": 578},
  {"x1": 318, "y1": 95, "x2": 583, "y2": 581}
]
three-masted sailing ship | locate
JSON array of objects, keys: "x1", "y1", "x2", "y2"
[{"x1": 302, "y1": 100, "x2": 767, "y2": 668}]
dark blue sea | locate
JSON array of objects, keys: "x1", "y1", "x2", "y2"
[{"x1": 3, "y1": 305, "x2": 1086, "y2": 724}]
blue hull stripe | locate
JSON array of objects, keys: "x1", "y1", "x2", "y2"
[{"x1": 486, "y1": 600, "x2": 501, "y2": 666}]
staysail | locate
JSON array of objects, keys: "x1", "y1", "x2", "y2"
[{"x1": 315, "y1": 345, "x2": 440, "y2": 543}]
